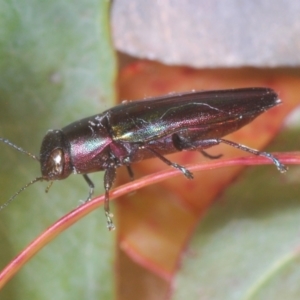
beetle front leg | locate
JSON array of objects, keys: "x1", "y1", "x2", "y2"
[
  {"x1": 82, "y1": 174, "x2": 95, "y2": 202},
  {"x1": 82, "y1": 168, "x2": 118, "y2": 230},
  {"x1": 104, "y1": 165, "x2": 117, "y2": 231}
]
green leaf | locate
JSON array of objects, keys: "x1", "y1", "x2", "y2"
[
  {"x1": 0, "y1": 1, "x2": 116, "y2": 299},
  {"x1": 172, "y1": 128, "x2": 300, "y2": 300}
]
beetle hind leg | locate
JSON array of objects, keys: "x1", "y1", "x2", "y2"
[
  {"x1": 199, "y1": 149, "x2": 223, "y2": 159},
  {"x1": 218, "y1": 138, "x2": 287, "y2": 173},
  {"x1": 172, "y1": 133, "x2": 222, "y2": 159}
]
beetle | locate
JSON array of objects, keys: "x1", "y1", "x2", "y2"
[{"x1": 0, "y1": 87, "x2": 287, "y2": 230}]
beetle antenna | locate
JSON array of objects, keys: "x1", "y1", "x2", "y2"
[
  {"x1": 0, "y1": 138, "x2": 39, "y2": 161},
  {"x1": 45, "y1": 181, "x2": 53, "y2": 193},
  {"x1": 0, "y1": 177, "x2": 44, "y2": 211}
]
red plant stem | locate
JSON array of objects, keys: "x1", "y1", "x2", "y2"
[{"x1": 0, "y1": 152, "x2": 300, "y2": 289}]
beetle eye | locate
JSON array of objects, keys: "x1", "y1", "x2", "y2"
[{"x1": 47, "y1": 148, "x2": 64, "y2": 177}]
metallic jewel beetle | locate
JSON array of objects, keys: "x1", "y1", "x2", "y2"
[{"x1": 0, "y1": 87, "x2": 287, "y2": 230}]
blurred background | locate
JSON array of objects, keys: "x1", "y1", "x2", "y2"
[{"x1": 0, "y1": 1, "x2": 300, "y2": 299}]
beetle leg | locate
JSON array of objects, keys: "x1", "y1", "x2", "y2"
[
  {"x1": 199, "y1": 149, "x2": 223, "y2": 159},
  {"x1": 82, "y1": 174, "x2": 95, "y2": 202},
  {"x1": 126, "y1": 165, "x2": 134, "y2": 180},
  {"x1": 173, "y1": 134, "x2": 287, "y2": 172},
  {"x1": 144, "y1": 146, "x2": 193, "y2": 179},
  {"x1": 104, "y1": 165, "x2": 117, "y2": 231},
  {"x1": 172, "y1": 134, "x2": 222, "y2": 159},
  {"x1": 172, "y1": 133, "x2": 287, "y2": 172},
  {"x1": 217, "y1": 138, "x2": 287, "y2": 173}
]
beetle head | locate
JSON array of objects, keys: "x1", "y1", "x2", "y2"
[{"x1": 40, "y1": 130, "x2": 72, "y2": 180}]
